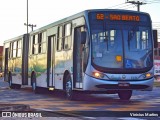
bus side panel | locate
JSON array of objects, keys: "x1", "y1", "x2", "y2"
[
  {"x1": 54, "y1": 28, "x2": 72, "y2": 90},
  {"x1": 28, "y1": 54, "x2": 48, "y2": 88},
  {"x1": 28, "y1": 33, "x2": 48, "y2": 88},
  {"x1": 54, "y1": 51, "x2": 65, "y2": 89},
  {"x1": 35, "y1": 53, "x2": 47, "y2": 88},
  {"x1": 11, "y1": 57, "x2": 22, "y2": 85}
]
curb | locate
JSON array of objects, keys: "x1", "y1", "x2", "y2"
[{"x1": 0, "y1": 104, "x2": 30, "y2": 111}]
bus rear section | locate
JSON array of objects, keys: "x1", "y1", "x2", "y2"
[
  {"x1": 82, "y1": 10, "x2": 154, "y2": 100},
  {"x1": 3, "y1": 34, "x2": 29, "y2": 89}
]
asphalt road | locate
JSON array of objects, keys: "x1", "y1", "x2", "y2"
[{"x1": 0, "y1": 77, "x2": 160, "y2": 120}]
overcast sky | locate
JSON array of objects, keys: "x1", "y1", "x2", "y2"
[{"x1": 0, "y1": 0, "x2": 159, "y2": 45}]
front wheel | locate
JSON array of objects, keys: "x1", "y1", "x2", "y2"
[
  {"x1": 118, "y1": 90, "x2": 132, "y2": 100},
  {"x1": 65, "y1": 74, "x2": 76, "y2": 100}
]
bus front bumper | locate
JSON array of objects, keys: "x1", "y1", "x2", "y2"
[{"x1": 83, "y1": 74, "x2": 154, "y2": 91}]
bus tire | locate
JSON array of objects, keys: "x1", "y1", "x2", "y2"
[
  {"x1": 118, "y1": 90, "x2": 132, "y2": 100},
  {"x1": 65, "y1": 74, "x2": 76, "y2": 100},
  {"x1": 8, "y1": 72, "x2": 15, "y2": 89},
  {"x1": 31, "y1": 73, "x2": 38, "y2": 93}
]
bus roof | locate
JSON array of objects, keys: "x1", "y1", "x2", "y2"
[
  {"x1": 3, "y1": 35, "x2": 24, "y2": 44},
  {"x1": 30, "y1": 9, "x2": 150, "y2": 34}
]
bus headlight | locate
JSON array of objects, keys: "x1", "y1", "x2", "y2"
[
  {"x1": 145, "y1": 73, "x2": 152, "y2": 78},
  {"x1": 139, "y1": 72, "x2": 153, "y2": 79},
  {"x1": 92, "y1": 72, "x2": 104, "y2": 79}
]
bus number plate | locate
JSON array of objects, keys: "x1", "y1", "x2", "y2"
[{"x1": 118, "y1": 83, "x2": 130, "y2": 87}]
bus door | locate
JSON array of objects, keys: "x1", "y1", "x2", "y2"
[
  {"x1": 47, "y1": 35, "x2": 56, "y2": 87},
  {"x1": 73, "y1": 26, "x2": 85, "y2": 89},
  {"x1": 4, "y1": 48, "x2": 9, "y2": 81}
]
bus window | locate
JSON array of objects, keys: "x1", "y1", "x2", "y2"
[
  {"x1": 13, "y1": 41, "x2": 17, "y2": 58},
  {"x1": 98, "y1": 32, "x2": 106, "y2": 42},
  {"x1": 38, "y1": 33, "x2": 42, "y2": 53},
  {"x1": 17, "y1": 40, "x2": 21, "y2": 57},
  {"x1": 110, "y1": 30, "x2": 115, "y2": 44},
  {"x1": 92, "y1": 29, "x2": 116, "y2": 53},
  {"x1": 107, "y1": 30, "x2": 116, "y2": 50},
  {"x1": 136, "y1": 31, "x2": 141, "y2": 49},
  {"x1": 57, "y1": 26, "x2": 63, "y2": 51},
  {"x1": 128, "y1": 27, "x2": 149, "y2": 51},
  {"x1": 142, "y1": 30, "x2": 148, "y2": 49},
  {"x1": 38, "y1": 32, "x2": 46, "y2": 54},
  {"x1": 92, "y1": 34, "x2": 97, "y2": 42},
  {"x1": 42, "y1": 32, "x2": 46, "y2": 53},
  {"x1": 32, "y1": 34, "x2": 38, "y2": 54},
  {"x1": 31, "y1": 35, "x2": 33, "y2": 55},
  {"x1": 9, "y1": 43, "x2": 13, "y2": 58},
  {"x1": 64, "y1": 23, "x2": 71, "y2": 50}
]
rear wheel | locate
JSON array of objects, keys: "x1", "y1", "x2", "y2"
[
  {"x1": 65, "y1": 74, "x2": 76, "y2": 100},
  {"x1": 118, "y1": 90, "x2": 132, "y2": 100}
]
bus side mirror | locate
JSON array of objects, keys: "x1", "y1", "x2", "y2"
[
  {"x1": 153, "y1": 30, "x2": 158, "y2": 48},
  {"x1": 81, "y1": 32, "x2": 86, "y2": 44}
]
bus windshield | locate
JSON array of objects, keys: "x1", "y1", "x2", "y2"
[{"x1": 89, "y1": 11, "x2": 153, "y2": 73}]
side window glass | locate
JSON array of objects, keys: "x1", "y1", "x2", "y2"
[
  {"x1": 57, "y1": 26, "x2": 63, "y2": 51},
  {"x1": 42, "y1": 32, "x2": 46, "y2": 53},
  {"x1": 9, "y1": 43, "x2": 13, "y2": 58},
  {"x1": 17, "y1": 40, "x2": 21, "y2": 57},
  {"x1": 141, "y1": 30, "x2": 148, "y2": 50},
  {"x1": 38, "y1": 33, "x2": 42, "y2": 53},
  {"x1": 32, "y1": 34, "x2": 38, "y2": 54},
  {"x1": 13, "y1": 41, "x2": 17, "y2": 57},
  {"x1": 64, "y1": 23, "x2": 72, "y2": 50}
]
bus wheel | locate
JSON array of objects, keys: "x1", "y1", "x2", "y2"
[
  {"x1": 8, "y1": 72, "x2": 15, "y2": 89},
  {"x1": 65, "y1": 74, "x2": 75, "y2": 100},
  {"x1": 118, "y1": 90, "x2": 132, "y2": 100},
  {"x1": 31, "y1": 73, "x2": 37, "y2": 93}
]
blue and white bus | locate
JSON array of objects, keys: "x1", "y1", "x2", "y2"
[{"x1": 3, "y1": 9, "x2": 156, "y2": 100}]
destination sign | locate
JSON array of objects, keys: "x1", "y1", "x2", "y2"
[{"x1": 96, "y1": 13, "x2": 140, "y2": 21}]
